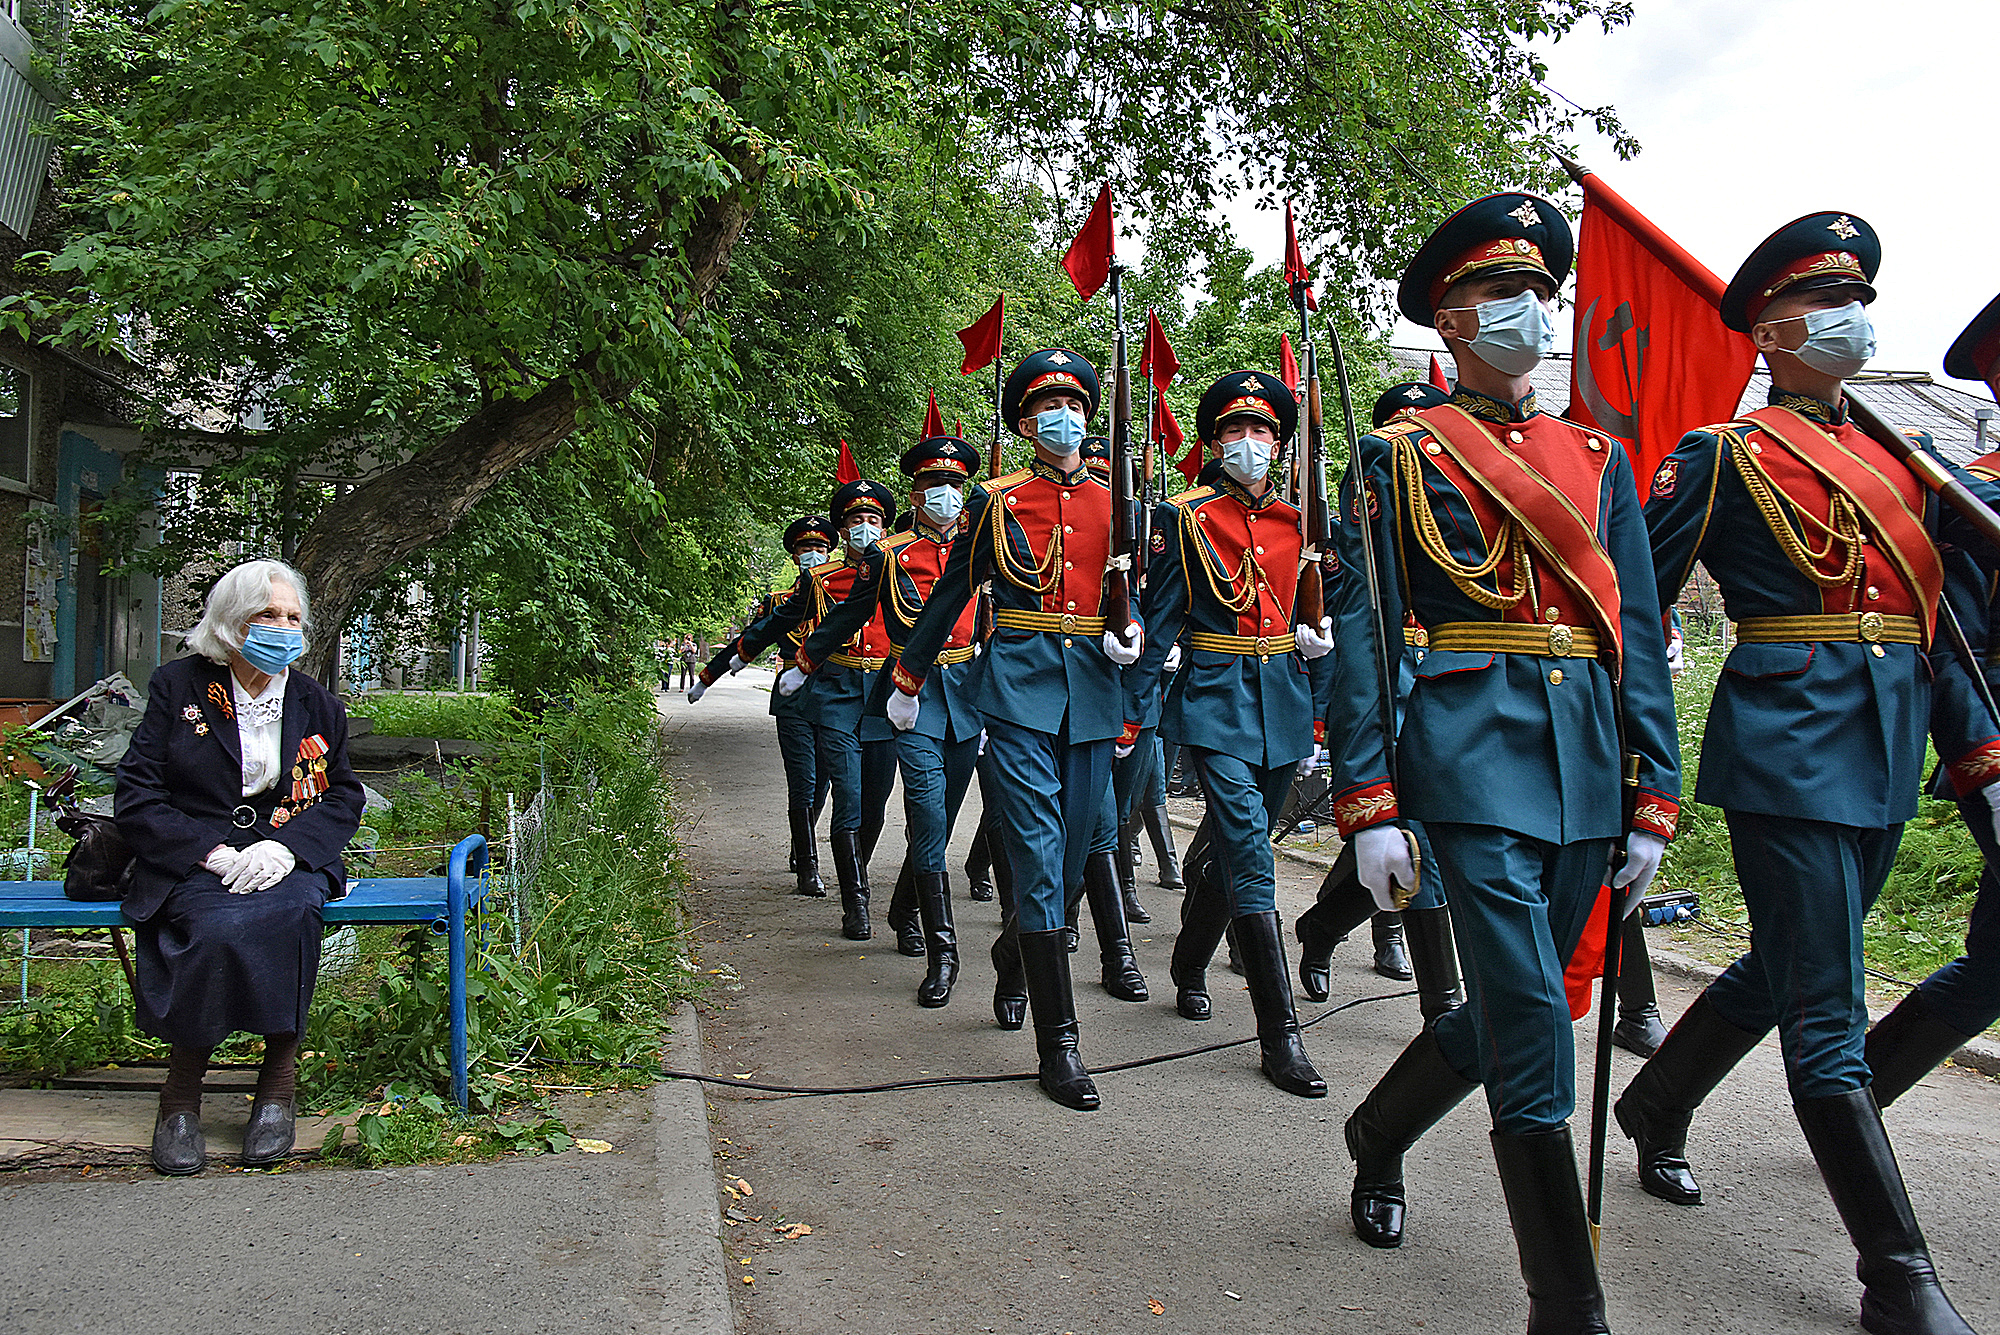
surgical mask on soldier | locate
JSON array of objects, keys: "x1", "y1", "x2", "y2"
[
  {"x1": 796, "y1": 548, "x2": 829, "y2": 570},
  {"x1": 846, "y1": 520, "x2": 882, "y2": 550},
  {"x1": 1446, "y1": 288, "x2": 1556, "y2": 376},
  {"x1": 1034, "y1": 406, "x2": 1086, "y2": 455},
  {"x1": 1219, "y1": 432, "x2": 1274, "y2": 488},
  {"x1": 1775, "y1": 301, "x2": 1876, "y2": 379},
  {"x1": 917, "y1": 484, "x2": 964, "y2": 527}
]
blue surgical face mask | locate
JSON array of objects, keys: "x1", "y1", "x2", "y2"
[
  {"x1": 240, "y1": 623, "x2": 304, "y2": 675},
  {"x1": 1775, "y1": 300, "x2": 1876, "y2": 379},
  {"x1": 1219, "y1": 431, "x2": 1275, "y2": 488},
  {"x1": 796, "y1": 548, "x2": 829, "y2": 570},
  {"x1": 917, "y1": 484, "x2": 964, "y2": 527},
  {"x1": 1034, "y1": 406, "x2": 1086, "y2": 454},
  {"x1": 1447, "y1": 288, "x2": 1557, "y2": 376},
  {"x1": 846, "y1": 519, "x2": 882, "y2": 551}
]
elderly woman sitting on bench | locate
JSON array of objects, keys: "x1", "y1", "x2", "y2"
[{"x1": 116, "y1": 558, "x2": 363, "y2": 1175}]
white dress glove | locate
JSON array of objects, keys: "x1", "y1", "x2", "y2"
[
  {"x1": 1981, "y1": 780, "x2": 2000, "y2": 847},
  {"x1": 776, "y1": 666, "x2": 808, "y2": 697},
  {"x1": 1103, "y1": 622, "x2": 1144, "y2": 666},
  {"x1": 1163, "y1": 643, "x2": 1183, "y2": 674},
  {"x1": 977, "y1": 729, "x2": 988, "y2": 756},
  {"x1": 686, "y1": 680, "x2": 707, "y2": 703},
  {"x1": 1353, "y1": 826, "x2": 1416, "y2": 913},
  {"x1": 204, "y1": 844, "x2": 245, "y2": 879},
  {"x1": 887, "y1": 688, "x2": 921, "y2": 732},
  {"x1": 222, "y1": 839, "x2": 296, "y2": 894},
  {"x1": 1665, "y1": 630, "x2": 1686, "y2": 677},
  {"x1": 1297, "y1": 616, "x2": 1336, "y2": 661},
  {"x1": 1612, "y1": 831, "x2": 1668, "y2": 917},
  {"x1": 727, "y1": 653, "x2": 747, "y2": 675},
  {"x1": 1296, "y1": 744, "x2": 1326, "y2": 779}
]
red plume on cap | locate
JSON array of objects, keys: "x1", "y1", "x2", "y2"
[
  {"x1": 958, "y1": 295, "x2": 1004, "y2": 374},
  {"x1": 836, "y1": 438, "x2": 861, "y2": 485},
  {"x1": 1428, "y1": 353, "x2": 1451, "y2": 391},
  {"x1": 1284, "y1": 200, "x2": 1319, "y2": 312},
  {"x1": 1062, "y1": 184, "x2": 1114, "y2": 302},
  {"x1": 922, "y1": 389, "x2": 945, "y2": 441},
  {"x1": 1280, "y1": 334, "x2": 1300, "y2": 394},
  {"x1": 1141, "y1": 309, "x2": 1179, "y2": 392}
]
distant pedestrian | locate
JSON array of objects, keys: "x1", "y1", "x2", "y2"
[{"x1": 677, "y1": 635, "x2": 698, "y2": 690}]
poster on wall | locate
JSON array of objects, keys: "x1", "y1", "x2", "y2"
[{"x1": 23, "y1": 499, "x2": 55, "y2": 662}]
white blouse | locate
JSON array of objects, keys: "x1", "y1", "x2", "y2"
[{"x1": 233, "y1": 669, "x2": 288, "y2": 797}]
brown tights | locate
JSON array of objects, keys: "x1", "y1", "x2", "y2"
[
  {"x1": 158, "y1": 1044, "x2": 212, "y2": 1118},
  {"x1": 256, "y1": 1032, "x2": 299, "y2": 1106}
]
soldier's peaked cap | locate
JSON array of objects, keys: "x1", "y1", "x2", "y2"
[
  {"x1": 1196, "y1": 370, "x2": 1297, "y2": 445},
  {"x1": 782, "y1": 514, "x2": 838, "y2": 550},
  {"x1": 1371, "y1": 381, "x2": 1451, "y2": 429},
  {"x1": 1944, "y1": 291, "x2": 2000, "y2": 383},
  {"x1": 1398, "y1": 193, "x2": 1573, "y2": 326},
  {"x1": 1721, "y1": 212, "x2": 1879, "y2": 334},
  {"x1": 830, "y1": 479, "x2": 896, "y2": 521},
  {"x1": 1002, "y1": 349, "x2": 1100, "y2": 436},
  {"x1": 900, "y1": 435, "x2": 981, "y2": 480},
  {"x1": 1079, "y1": 434, "x2": 1111, "y2": 460}
]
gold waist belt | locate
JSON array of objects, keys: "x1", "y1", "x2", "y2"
[
  {"x1": 892, "y1": 643, "x2": 977, "y2": 666},
  {"x1": 1428, "y1": 622, "x2": 1603, "y2": 658},
  {"x1": 1188, "y1": 630, "x2": 1297, "y2": 658},
  {"x1": 828, "y1": 652, "x2": 887, "y2": 670},
  {"x1": 993, "y1": 608, "x2": 1106, "y2": 636},
  {"x1": 1734, "y1": 612, "x2": 1921, "y2": 645}
]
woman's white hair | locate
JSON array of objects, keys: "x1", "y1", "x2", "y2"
[{"x1": 184, "y1": 559, "x2": 312, "y2": 665}]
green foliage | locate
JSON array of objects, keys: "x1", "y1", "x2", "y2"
[{"x1": 347, "y1": 691, "x2": 525, "y2": 744}]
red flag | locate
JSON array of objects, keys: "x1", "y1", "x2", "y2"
[
  {"x1": 922, "y1": 389, "x2": 944, "y2": 441},
  {"x1": 1062, "y1": 184, "x2": 1114, "y2": 302},
  {"x1": 1428, "y1": 353, "x2": 1451, "y2": 391},
  {"x1": 1279, "y1": 333, "x2": 1300, "y2": 394},
  {"x1": 1567, "y1": 165, "x2": 1757, "y2": 498},
  {"x1": 1140, "y1": 309, "x2": 1179, "y2": 392},
  {"x1": 1155, "y1": 391, "x2": 1198, "y2": 484},
  {"x1": 1283, "y1": 200, "x2": 1319, "y2": 312},
  {"x1": 835, "y1": 438, "x2": 860, "y2": 485},
  {"x1": 957, "y1": 295, "x2": 1004, "y2": 375}
]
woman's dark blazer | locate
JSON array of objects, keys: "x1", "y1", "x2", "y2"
[{"x1": 114, "y1": 654, "x2": 366, "y2": 923}]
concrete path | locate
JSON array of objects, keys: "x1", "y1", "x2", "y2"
[{"x1": 669, "y1": 669, "x2": 2000, "y2": 1335}]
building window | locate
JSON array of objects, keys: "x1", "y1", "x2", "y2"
[{"x1": 0, "y1": 362, "x2": 28, "y2": 485}]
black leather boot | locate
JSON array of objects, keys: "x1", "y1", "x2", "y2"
[
  {"x1": 1867, "y1": 989, "x2": 1976, "y2": 1109},
  {"x1": 1113, "y1": 817, "x2": 1151, "y2": 924},
  {"x1": 1079, "y1": 851, "x2": 1148, "y2": 1001},
  {"x1": 1372, "y1": 912, "x2": 1413, "y2": 981},
  {"x1": 1344, "y1": 1026, "x2": 1478, "y2": 1247},
  {"x1": 915, "y1": 871, "x2": 958, "y2": 1008},
  {"x1": 1612, "y1": 914, "x2": 1668, "y2": 1057},
  {"x1": 1613, "y1": 990, "x2": 1765, "y2": 1205},
  {"x1": 1296, "y1": 843, "x2": 1374, "y2": 1004},
  {"x1": 1143, "y1": 804, "x2": 1183, "y2": 890},
  {"x1": 830, "y1": 830, "x2": 871, "y2": 940},
  {"x1": 1797, "y1": 1088, "x2": 1975, "y2": 1335},
  {"x1": 964, "y1": 823, "x2": 995, "y2": 901},
  {"x1": 1063, "y1": 895, "x2": 1080, "y2": 952},
  {"x1": 1236, "y1": 911, "x2": 1325, "y2": 1097},
  {"x1": 789, "y1": 807, "x2": 824, "y2": 897},
  {"x1": 1402, "y1": 905, "x2": 1465, "y2": 1020},
  {"x1": 1490, "y1": 1126, "x2": 1612, "y2": 1335},
  {"x1": 989, "y1": 838, "x2": 1026, "y2": 1029},
  {"x1": 1019, "y1": 928, "x2": 1100, "y2": 1111},
  {"x1": 1170, "y1": 858, "x2": 1232, "y2": 1021},
  {"x1": 886, "y1": 861, "x2": 924, "y2": 957}
]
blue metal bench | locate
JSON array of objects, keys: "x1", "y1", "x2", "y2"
[{"x1": 0, "y1": 833, "x2": 491, "y2": 1109}]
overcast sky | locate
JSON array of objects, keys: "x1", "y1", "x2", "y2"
[{"x1": 1225, "y1": 0, "x2": 1999, "y2": 393}]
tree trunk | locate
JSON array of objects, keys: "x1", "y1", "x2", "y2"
[{"x1": 294, "y1": 185, "x2": 760, "y2": 690}]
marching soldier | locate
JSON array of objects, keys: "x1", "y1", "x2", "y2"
[
  {"x1": 788, "y1": 435, "x2": 987, "y2": 1006},
  {"x1": 888, "y1": 349, "x2": 1143, "y2": 1111},
  {"x1": 1326, "y1": 195, "x2": 1680, "y2": 1332},
  {"x1": 1622, "y1": 214, "x2": 1989, "y2": 1335},
  {"x1": 1125, "y1": 370, "x2": 1335, "y2": 1097}
]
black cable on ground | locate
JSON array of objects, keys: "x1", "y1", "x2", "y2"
[{"x1": 536, "y1": 989, "x2": 1415, "y2": 1099}]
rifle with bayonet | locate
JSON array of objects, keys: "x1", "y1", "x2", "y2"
[
  {"x1": 1103, "y1": 268, "x2": 1136, "y2": 635},
  {"x1": 1295, "y1": 338, "x2": 1332, "y2": 630}
]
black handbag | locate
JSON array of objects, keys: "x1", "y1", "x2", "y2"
[{"x1": 47, "y1": 766, "x2": 135, "y2": 902}]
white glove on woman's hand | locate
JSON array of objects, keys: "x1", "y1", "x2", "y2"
[
  {"x1": 1297, "y1": 616, "x2": 1336, "y2": 661},
  {"x1": 1354, "y1": 826, "x2": 1416, "y2": 913},
  {"x1": 1665, "y1": 630, "x2": 1686, "y2": 677},
  {"x1": 776, "y1": 666, "x2": 808, "y2": 697},
  {"x1": 222, "y1": 840, "x2": 296, "y2": 894},
  {"x1": 887, "y1": 689, "x2": 921, "y2": 732},
  {"x1": 1103, "y1": 622, "x2": 1144, "y2": 666},
  {"x1": 686, "y1": 681, "x2": 707, "y2": 703},
  {"x1": 204, "y1": 844, "x2": 244, "y2": 879},
  {"x1": 1163, "y1": 643, "x2": 1183, "y2": 674},
  {"x1": 1612, "y1": 831, "x2": 1668, "y2": 916}
]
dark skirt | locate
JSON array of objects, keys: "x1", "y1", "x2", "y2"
[{"x1": 133, "y1": 868, "x2": 332, "y2": 1047}]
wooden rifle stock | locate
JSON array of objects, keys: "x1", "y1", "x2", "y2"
[{"x1": 1846, "y1": 388, "x2": 2000, "y2": 551}]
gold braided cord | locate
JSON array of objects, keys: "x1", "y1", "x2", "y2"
[
  {"x1": 1727, "y1": 430, "x2": 1864, "y2": 588},
  {"x1": 1177, "y1": 504, "x2": 1262, "y2": 615},
  {"x1": 987, "y1": 490, "x2": 1064, "y2": 595},
  {"x1": 1391, "y1": 436, "x2": 1535, "y2": 610},
  {"x1": 883, "y1": 541, "x2": 930, "y2": 626}
]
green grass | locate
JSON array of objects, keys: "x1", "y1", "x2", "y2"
[{"x1": 348, "y1": 690, "x2": 526, "y2": 744}]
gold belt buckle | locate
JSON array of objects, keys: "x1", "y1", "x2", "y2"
[
  {"x1": 1060, "y1": 613, "x2": 1077, "y2": 633},
  {"x1": 1858, "y1": 611, "x2": 1884, "y2": 643},
  {"x1": 1255, "y1": 635, "x2": 1271, "y2": 659},
  {"x1": 1547, "y1": 623, "x2": 1574, "y2": 656}
]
